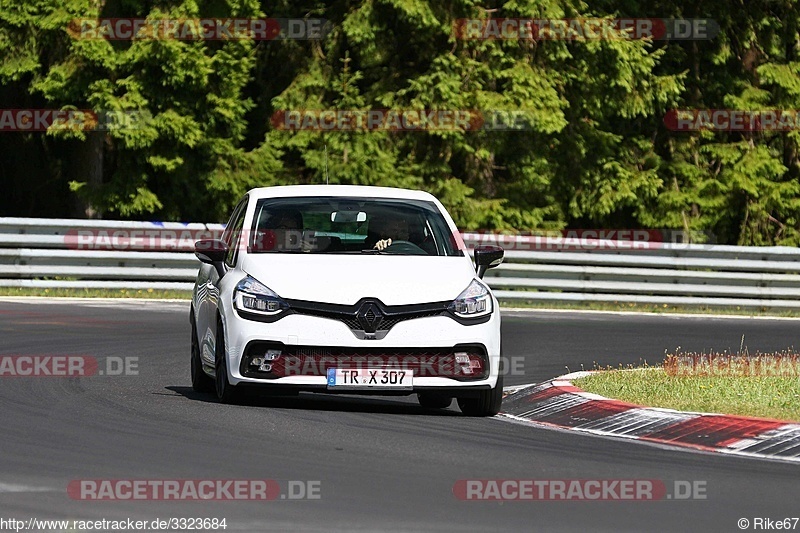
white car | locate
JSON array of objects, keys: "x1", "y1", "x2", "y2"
[{"x1": 190, "y1": 185, "x2": 505, "y2": 416}]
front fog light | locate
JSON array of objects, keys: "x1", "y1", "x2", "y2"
[
  {"x1": 249, "y1": 356, "x2": 273, "y2": 372},
  {"x1": 454, "y1": 353, "x2": 484, "y2": 376},
  {"x1": 448, "y1": 279, "x2": 492, "y2": 319}
]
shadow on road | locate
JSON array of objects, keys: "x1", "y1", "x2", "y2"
[{"x1": 164, "y1": 386, "x2": 464, "y2": 416}]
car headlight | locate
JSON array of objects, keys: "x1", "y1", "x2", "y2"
[
  {"x1": 234, "y1": 275, "x2": 288, "y2": 315},
  {"x1": 449, "y1": 279, "x2": 492, "y2": 319}
]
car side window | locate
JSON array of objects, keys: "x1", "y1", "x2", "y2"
[
  {"x1": 224, "y1": 197, "x2": 248, "y2": 267},
  {"x1": 221, "y1": 200, "x2": 244, "y2": 248}
]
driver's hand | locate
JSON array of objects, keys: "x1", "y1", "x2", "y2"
[{"x1": 374, "y1": 238, "x2": 392, "y2": 251}]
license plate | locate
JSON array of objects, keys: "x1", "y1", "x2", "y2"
[{"x1": 327, "y1": 368, "x2": 413, "y2": 389}]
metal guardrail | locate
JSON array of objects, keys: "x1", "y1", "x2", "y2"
[{"x1": 3, "y1": 218, "x2": 800, "y2": 308}]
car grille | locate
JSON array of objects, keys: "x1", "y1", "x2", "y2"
[{"x1": 286, "y1": 298, "x2": 449, "y2": 334}]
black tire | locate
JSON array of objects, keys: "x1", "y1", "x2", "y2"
[
  {"x1": 190, "y1": 312, "x2": 214, "y2": 393},
  {"x1": 457, "y1": 374, "x2": 503, "y2": 417},
  {"x1": 417, "y1": 394, "x2": 452, "y2": 409},
  {"x1": 214, "y1": 320, "x2": 240, "y2": 404}
]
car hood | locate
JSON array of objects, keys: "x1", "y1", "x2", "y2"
[{"x1": 240, "y1": 254, "x2": 476, "y2": 306}]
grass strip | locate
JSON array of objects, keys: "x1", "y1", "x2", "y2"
[
  {"x1": 0, "y1": 287, "x2": 192, "y2": 299},
  {"x1": 500, "y1": 299, "x2": 800, "y2": 317},
  {"x1": 573, "y1": 367, "x2": 800, "y2": 422}
]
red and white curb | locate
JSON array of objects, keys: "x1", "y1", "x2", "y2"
[{"x1": 501, "y1": 372, "x2": 800, "y2": 463}]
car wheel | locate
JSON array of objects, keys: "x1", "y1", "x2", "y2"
[
  {"x1": 417, "y1": 394, "x2": 452, "y2": 409},
  {"x1": 214, "y1": 320, "x2": 240, "y2": 404},
  {"x1": 457, "y1": 374, "x2": 503, "y2": 417},
  {"x1": 190, "y1": 313, "x2": 214, "y2": 393}
]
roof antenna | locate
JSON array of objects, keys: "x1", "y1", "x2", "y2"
[{"x1": 324, "y1": 143, "x2": 329, "y2": 185}]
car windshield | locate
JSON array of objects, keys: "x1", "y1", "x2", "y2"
[{"x1": 249, "y1": 196, "x2": 462, "y2": 256}]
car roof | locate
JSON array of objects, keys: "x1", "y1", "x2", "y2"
[{"x1": 246, "y1": 185, "x2": 438, "y2": 202}]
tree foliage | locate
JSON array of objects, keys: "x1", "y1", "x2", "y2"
[{"x1": 1, "y1": 0, "x2": 800, "y2": 245}]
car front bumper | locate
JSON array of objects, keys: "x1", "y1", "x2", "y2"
[{"x1": 222, "y1": 305, "x2": 501, "y2": 392}]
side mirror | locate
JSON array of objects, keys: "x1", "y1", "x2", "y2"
[
  {"x1": 195, "y1": 239, "x2": 228, "y2": 277},
  {"x1": 474, "y1": 245, "x2": 504, "y2": 279}
]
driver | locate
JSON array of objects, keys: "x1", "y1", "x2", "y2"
[{"x1": 368, "y1": 213, "x2": 410, "y2": 251}]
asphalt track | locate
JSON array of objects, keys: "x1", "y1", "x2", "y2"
[{"x1": 1, "y1": 298, "x2": 799, "y2": 532}]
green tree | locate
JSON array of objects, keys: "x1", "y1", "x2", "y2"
[{"x1": 0, "y1": 0, "x2": 276, "y2": 220}]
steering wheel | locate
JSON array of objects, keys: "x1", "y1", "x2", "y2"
[{"x1": 383, "y1": 240, "x2": 427, "y2": 255}]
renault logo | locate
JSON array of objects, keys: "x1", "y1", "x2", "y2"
[{"x1": 357, "y1": 302, "x2": 384, "y2": 333}]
